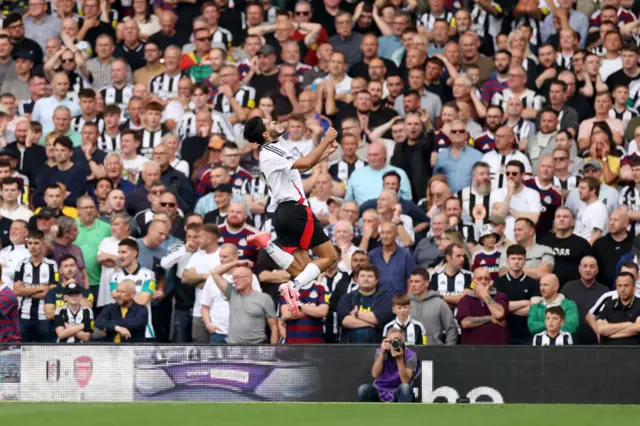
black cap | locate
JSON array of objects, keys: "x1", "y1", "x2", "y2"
[
  {"x1": 0, "y1": 150, "x2": 19, "y2": 160},
  {"x1": 65, "y1": 283, "x2": 83, "y2": 295},
  {"x1": 36, "y1": 207, "x2": 58, "y2": 220},
  {"x1": 214, "y1": 183, "x2": 233, "y2": 194},
  {"x1": 14, "y1": 50, "x2": 34, "y2": 62}
]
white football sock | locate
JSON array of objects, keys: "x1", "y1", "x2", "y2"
[
  {"x1": 292, "y1": 263, "x2": 321, "y2": 290},
  {"x1": 264, "y1": 242, "x2": 294, "y2": 270}
]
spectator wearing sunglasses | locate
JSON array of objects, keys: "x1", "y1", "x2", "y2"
[{"x1": 433, "y1": 120, "x2": 482, "y2": 193}]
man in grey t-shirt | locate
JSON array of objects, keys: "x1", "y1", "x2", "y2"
[
  {"x1": 211, "y1": 259, "x2": 278, "y2": 344},
  {"x1": 499, "y1": 218, "x2": 554, "y2": 280}
]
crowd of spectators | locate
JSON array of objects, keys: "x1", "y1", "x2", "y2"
[{"x1": 2, "y1": 0, "x2": 640, "y2": 347}]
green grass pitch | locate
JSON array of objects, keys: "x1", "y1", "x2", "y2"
[{"x1": 1, "y1": 403, "x2": 639, "y2": 426}]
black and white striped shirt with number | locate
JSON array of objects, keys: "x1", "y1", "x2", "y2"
[
  {"x1": 101, "y1": 84, "x2": 134, "y2": 111},
  {"x1": 618, "y1": 184, "x2": 640, "y2": 234},
  {"x1": 71, "y1": 115, "x2": 106, "y2": 133},
  {"x1": 54, "y1": 305, "x2": 93, "y2": 343},
  {"x1": 14, "y1": 257, "x2": 58, "y2": 320},
  {"x1": 149, "y1": 72, "x2": 184, "y2": 101},
  {"x1": 532, "y1": 330, "x2": 573, "y2": 346}
]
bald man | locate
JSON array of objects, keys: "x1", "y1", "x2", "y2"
[
  {"x1": 345, "y1": 142, "x2": 412, "y2": 205},
  {"x1": 456, "y1": 267, "x2": 509, "y2": 345},
  {"x1": 95, "y1": 279, "x2": 149, "y2": 342},
  {"x1": 562, "y1": 256, "x2": 608, "y2": 344},
  {"x1": 527, "y1": 274, "x2": 579, "y2": 337}
]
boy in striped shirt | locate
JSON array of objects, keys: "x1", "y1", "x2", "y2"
[
  {"x1": 382, "y1": 294, "x2": 427, "y2": 345},
  {"x1": 532, "y1": 306, "x2": 573, "y2": 346}
]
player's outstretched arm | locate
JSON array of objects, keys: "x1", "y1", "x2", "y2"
[{"x1": 293, "y1": 127, "x2": 338, "y2": 173}]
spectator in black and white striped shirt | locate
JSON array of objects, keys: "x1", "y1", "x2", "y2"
[
  {"x1": 13, "y1": 229, "x2": 59, "y2": 342},
  {"x1": 71, "y1": 89, "x2": 105, "y2": 134},
  {"x1": 100, "y1": 59, "x2": 134, "y2": 114},
  {"x1": 532, "y1": 306, "x2": 574, "y2": 346},
  {"x1": 149, "y1": 46, "x2": 184, "y2": 102},
  {"x1": 213, "y1": 64, "x2": 256, "y2": 126},
  {"x1": 382, "y1": 293, "x2": 427, "y2": 345},
  {"x1": 54, "y1": 283, "x2": 93, "y2": 343}
]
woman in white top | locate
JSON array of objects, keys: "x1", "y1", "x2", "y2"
[
  {"x1": 127, "y1": 0, "x2": 161, "y2": 40},
  {"x1": 163, "y1": 134, "x2": 190, "y2": 177}
]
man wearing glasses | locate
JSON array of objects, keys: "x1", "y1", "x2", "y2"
[
  {"x1": 433, "y1": 119, "x2": 482, "y2": 193},
  {"x1": 2, "y1": 13, "x2": 43, "y2": 66},
  {"x1": 490, "y1": 160, "x2": 541, "y2": 242}
]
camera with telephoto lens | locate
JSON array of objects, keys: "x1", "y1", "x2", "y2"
[{"x1": 390, "y1": 339, "x2": 405, "y2": 351}]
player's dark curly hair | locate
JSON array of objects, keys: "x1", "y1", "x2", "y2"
[{"x1": 243, "y1": 116, "x2": 266, "y2": 145}]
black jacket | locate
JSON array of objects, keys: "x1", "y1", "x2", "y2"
[
  {"x1": 161, "y1": 166, "x2": 195, "y2": 213},
  {"x1": 95, "y1": 301, "x2": 148, "y2": 343}
]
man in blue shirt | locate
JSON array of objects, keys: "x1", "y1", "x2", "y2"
[
  {"x1": 369, "y1": 222, "x2": 415, "y2": 295},
  {"x1": 433, "y1": 120, "x2": 483, "y2": 193},
  {"x1": 378, "y1": 12, "x2": 411, "y2": 61},
  {"x1": 346, "y1": 143, "x2": 412, "y2": 206}
]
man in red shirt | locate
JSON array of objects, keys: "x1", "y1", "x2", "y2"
[{"x1": 456, "y1": 267, "x2": 509, "y2": 345}]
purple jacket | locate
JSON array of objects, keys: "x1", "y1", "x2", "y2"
[{"x1": 373, "y1": 347, "x2": 419, "y2": 402}]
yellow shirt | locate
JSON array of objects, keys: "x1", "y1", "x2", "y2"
[
  {"x1": 114, "y1": 307, "x2": 129, "y2": 343},
  {"x1": 584, "y1": 156, "x2": 620, "y2": 182}
]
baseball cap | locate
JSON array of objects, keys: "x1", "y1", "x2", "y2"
[
  {"x1": 258, "y1": 45, "x2": 276, "y2": 56},
  {"x1": 36, "y1": 207, "x2": 58, "y2": 220},
  {"x1": 489, "y1": 215, "x2": 505, "y2": 226},
  {"x1": 583, "y1": 160, "x2": 602, "y2": 171},
  {"x1": 214, "y1": 183, "x2": 233, "y2": 194},
  {"x1": 14, "y1": 50, "x2": 34, "y2": 62},
  {"x1": 65, "y1": 283, "x2": 83, "y2": 295},
  {"x1": 0, "y1": 149, "x2": 19, "y2": 160},
  {"x1": 208, "y1": 135, "x2": 225, "y2": 150}
]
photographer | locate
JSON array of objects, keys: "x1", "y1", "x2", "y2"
[{"x1": 356, "y1": 328, "x2": 418, "y2": 403}]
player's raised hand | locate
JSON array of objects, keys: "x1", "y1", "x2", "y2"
[{"x1": 324, "y1": 127, "x2": 338, "y2": 143}]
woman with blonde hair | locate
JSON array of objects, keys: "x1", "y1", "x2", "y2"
[
  {"x1": 507, "y1": 30, "x2": 538, "y2": 66},
  {"x1": 420, "y1": 175, "x2": 452, "y2": 219}
]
